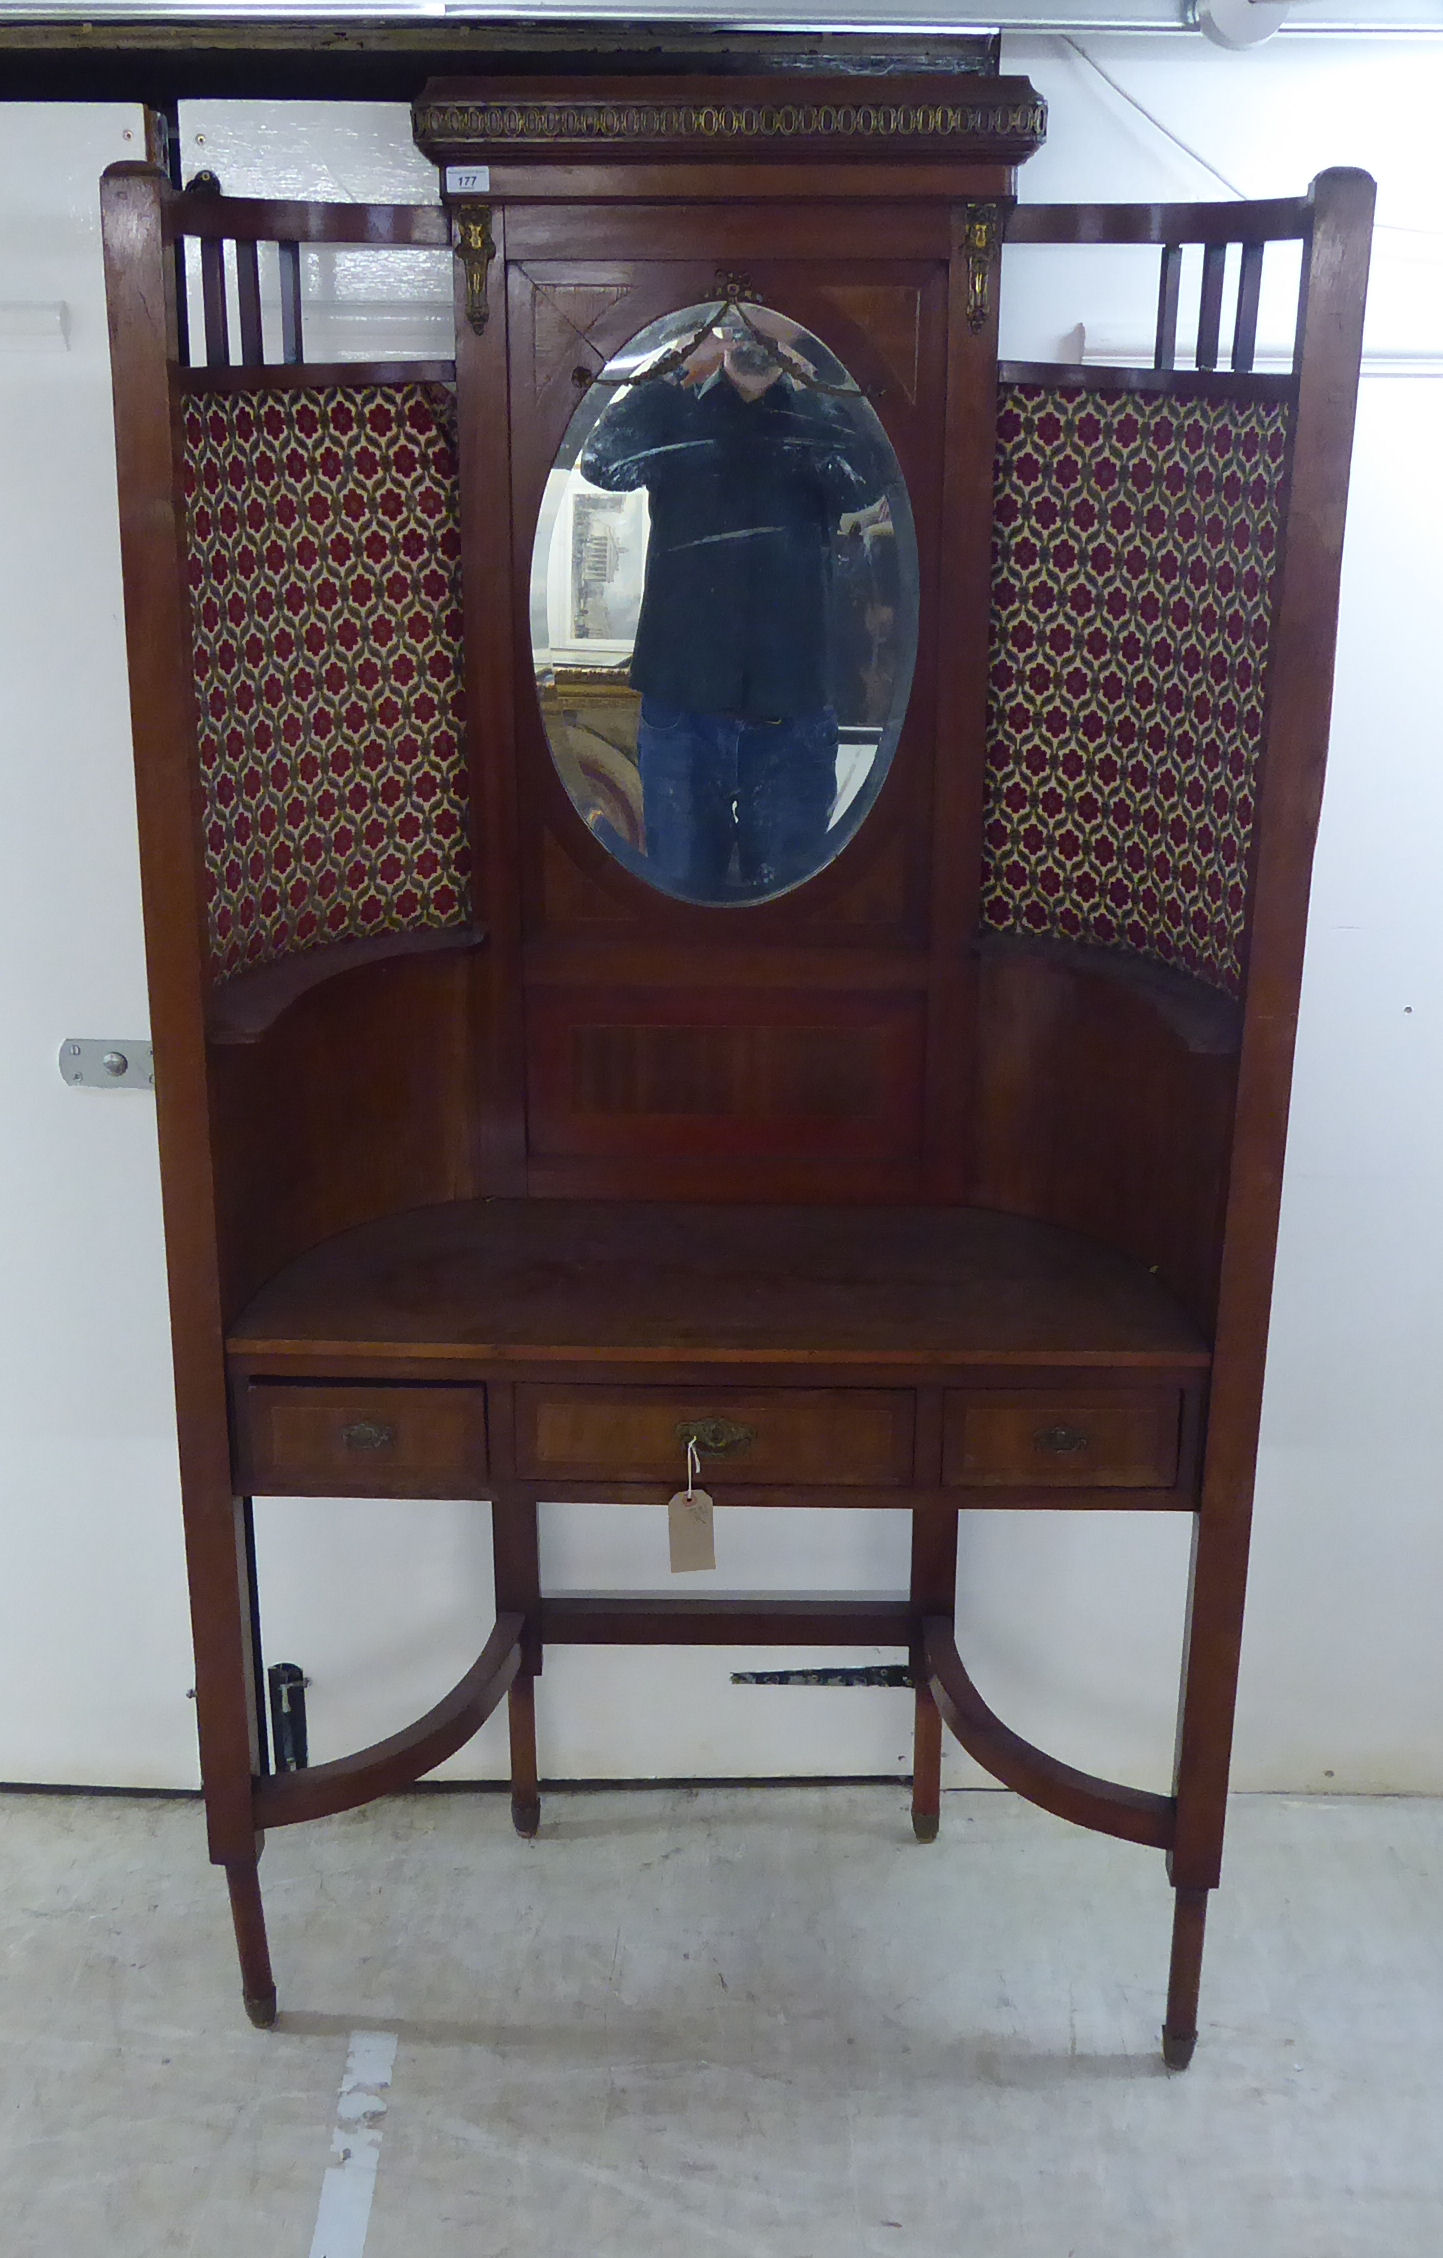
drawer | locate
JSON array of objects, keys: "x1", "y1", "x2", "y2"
[
  {"x1": 515, "y1": 1386, "x2": 914, "y2": 1488},
  {"x1": 237, "y1": 1383, "x2": 488, "y2": 1499},
  {"x1": 943, "y1": 1389, "x2": 1181, "y2": 1490}
]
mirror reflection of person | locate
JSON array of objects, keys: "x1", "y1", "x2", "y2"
[{"x1": 579, "y1": 309, "x2": 885, "y2": 897}]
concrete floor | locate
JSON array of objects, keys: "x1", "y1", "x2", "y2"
[{"x1": 2, "y1": 1787, "x2": 1440, "y2": 2256}]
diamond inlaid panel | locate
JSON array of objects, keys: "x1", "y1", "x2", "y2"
[
  {"x1": 182, "y1": 384, "x2": 470, "y2": 978},
  {"x1": 985, "y1": 384, "x2": 1291, "y2": 995}
]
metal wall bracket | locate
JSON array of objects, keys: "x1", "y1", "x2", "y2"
[{"x1": 58, "y1": 1039, "x2": 154, "y2": 1091}]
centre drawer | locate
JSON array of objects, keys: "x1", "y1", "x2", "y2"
[
  {"x1": 236, "y1": 1382, "x2": 489, "y2": 1499},
  {"x1": 943, "y1": 1388, "x2": 1182, "y2": 1491},
  {"x1": 515, "y1": 1386, "x2": 914, "y2": 1488}
]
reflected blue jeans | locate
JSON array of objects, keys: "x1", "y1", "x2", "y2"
[{"x1": 636, "y1": 700, "x2": 839, "y2": 896}]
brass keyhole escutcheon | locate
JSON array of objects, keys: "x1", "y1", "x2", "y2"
[
  {"x1": 676, "y1": 1416, "x2": 755, "y2": 1458},
  {"x1": 1035, "y1": 1424, "x2": 1089, "y2": 1456},
  {"x1": 342, "y1": 1418, "x2": 396, "y2": 1452}
]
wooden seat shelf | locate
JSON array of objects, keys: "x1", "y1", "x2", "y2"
[
  {"x1": 226, "y1": 1199, "x2": 1207, "y2": 1511},
  {"x1": 227, "y1": 1198, "x2": 1210, "y2": 1369},
  {"x1": 100, "y1": 73, "x2": 1371, "y2": 2067}
]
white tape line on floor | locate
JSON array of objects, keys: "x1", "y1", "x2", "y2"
[{"x1": 307, "y1": 2029, "x2": 399, "y2": 2258}]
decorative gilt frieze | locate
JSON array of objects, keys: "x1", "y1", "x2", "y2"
[
  {"x1": 963, "y1": 201, "x2": 1004, "y2": 333},
  {"x1": 415, "y1": 94, "x2": 1047, "y2": 153},
  {"x1": 453, "y1": 202, "x2": 495, "y2": 334}
]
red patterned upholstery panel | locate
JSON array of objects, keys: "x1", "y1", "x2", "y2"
[
  {"x1": 985, "y1": 384, "x2": 1291, "y2": 995},
  {"x1": 182, "y1": 385, "x2": 470, "y2": 978}
]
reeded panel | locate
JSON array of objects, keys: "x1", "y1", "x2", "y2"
[
  {"x1": 529, "y1": 300, "x2": 919, "y2": 908},
  {"x1": 527, "y1": 987, "x2": 927, "y2": 1163}
]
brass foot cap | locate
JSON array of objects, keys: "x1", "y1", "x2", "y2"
[
  {"x1": 911, "y1": 1811, "x2": 940, "y2": 1844},
  {"x1": 1161, "y1": 2025, "x2": 1196, "y2": 2070},
  {"x1": 244, "y1": 1987, "x2": 278, "y2": 2030},
  {"x1": 512, "y1": 1798, "x2": 541, "y2": 1839}
]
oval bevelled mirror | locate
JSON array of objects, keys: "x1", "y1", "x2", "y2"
[{"x1": 529, "y1": 299, "x2": 918, "y2": 906}]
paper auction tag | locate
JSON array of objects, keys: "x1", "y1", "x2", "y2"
[{"x1": 668, "y1": 1486, "x2": 715, "y2": 1573}]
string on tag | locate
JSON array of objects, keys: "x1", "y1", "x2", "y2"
[{"x1": 669, "y1": 1434, "x2": 716, "y2": 1573}]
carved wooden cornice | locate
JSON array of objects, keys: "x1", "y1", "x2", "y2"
[{"x1": 414, "y1": 77, "x2": 1047, "y2": 168}]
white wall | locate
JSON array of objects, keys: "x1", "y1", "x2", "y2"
[
  {"x1": 1, "y1": 35, "x2": 1438, "y2": 1796},
  {"x1": 0, "y1": 105, "x2": 201, "y2": 1788}
]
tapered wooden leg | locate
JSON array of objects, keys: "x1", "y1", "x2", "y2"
[
  {"x1": 910, "y1": 1674, "x2": 942, "y2": 1842},
  {"x1": 1162, "y1": 1884, "x2": 1209, "y2": 2068},
  {"x1": 1167, "y1": 1498, "x2": 1250, "y2": 2068},
  {"x1": 490, "y1": 1430, "x2": 543, "y2": 1840},
  {"x1": 225, "y1": 1858, "x2": 277, "y2": 2028},
  {"x1": 508, "y1": 1672, "x2": 541, "y2": 1838},
  {"x1": 909, "y1": 1467, "x2": 956, "y2": 1842},
  {"x1": 186, "y1": 1486, "x2": 275, "y2": 2025}
]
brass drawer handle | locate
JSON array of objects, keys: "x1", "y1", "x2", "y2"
[
  {"x1": 341, "y1": 1418, "x2": 397, "y2": 1452},
  {"x1": 1035, "y1": 1424, "x2": 1089, "y2": 1456},
  {"x1": 676, "y1": 1416, "x2": 755, "y2": 1459}
]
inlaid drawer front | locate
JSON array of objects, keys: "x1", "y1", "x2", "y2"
[
  {"x1": 238, "y1": 1383, "x2": 488, "y2": 1499},
  {"x1": 516, "y1": 1386, "x2": 914, "y2": 1487},
  {"x1": 943, "y1": 1389, "x2": 1181, "y2": 1490}
]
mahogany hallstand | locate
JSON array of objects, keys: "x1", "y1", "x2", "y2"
[{"x1": 99, "y1": 68, "x2": 1373, "y2": 2068}]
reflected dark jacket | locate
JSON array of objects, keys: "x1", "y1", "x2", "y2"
[{"x1": 579, "y1": 371, "x2": 884, "y2": 720}]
